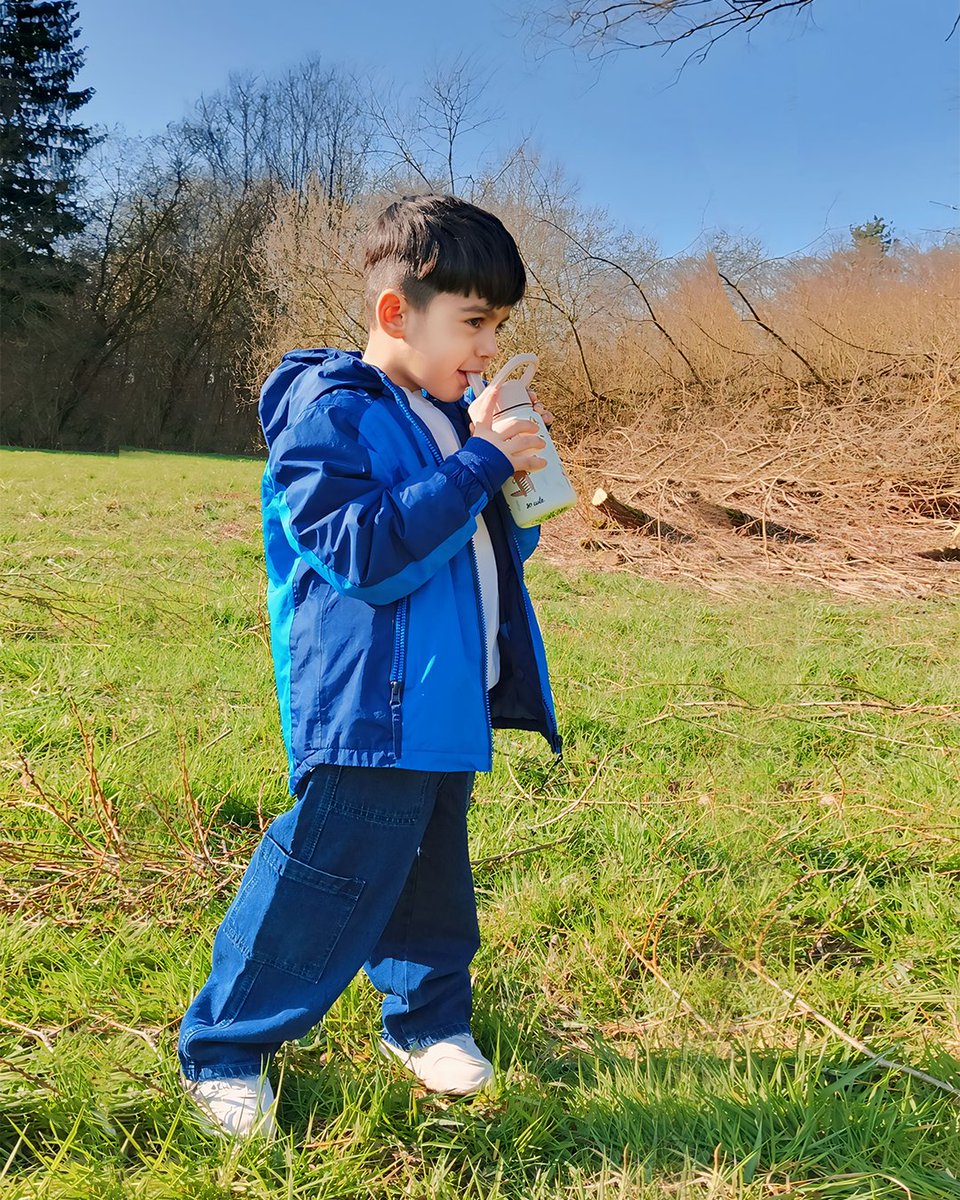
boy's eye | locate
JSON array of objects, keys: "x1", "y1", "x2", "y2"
[{"x1": 467, "y1": 317, "x2": 509, "y2": 329}]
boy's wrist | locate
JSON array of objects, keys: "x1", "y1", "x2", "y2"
[{"x1": 458, "y1": 436, "x2": 514, "y2": 497}]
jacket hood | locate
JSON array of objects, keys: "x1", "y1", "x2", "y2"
[{"x1": 259, "y1": 348, "x2": 388, "y2": 449}]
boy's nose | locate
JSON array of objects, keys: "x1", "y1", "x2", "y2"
[{"x1": 477, "y1": 330, "x2": 498, "y2": 359}]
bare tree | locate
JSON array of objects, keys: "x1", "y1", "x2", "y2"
[
  {"x1": 42, "y1": 138, "x2": 194, "y2": 443},
  {"x1": 536, "y1": 0, "x2": 817, "y2": 64},
  {"x1": 365, "y1": 55, "x2": 500, "y2": 196},
  {"x1": 176, "y1": 61, "x2": 373, "y2": 204},
  {"x1": 7, "y1": 130, "x2": 271, "y2": 450},
  {"x1": 178, "y1": 71, "x2": 268, "y2": 194}
]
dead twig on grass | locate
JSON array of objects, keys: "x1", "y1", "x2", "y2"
[
  {"x1": 674, "y1": 698, "x2": 960, "y2": 720},
  {"x1": 473, "y1": 833, "x2": 576, "y2": 870},
  {"x1": 14, "y1": 751, "x2": 111, "y2": 862},
  {"x1": 529, "y1": 752, "x2": 611, "y2": 831},
  {"x1": 111, "y1": 728, "x2": 160, "y2": 754},
  {"x1": 176, "y1": 729, "x2": 228, "y2": 868},
  {"x1": 97, "y1": 1019, "x2": 162, "y2": 1059},
  {"x1": 68, "y1": 697, "x2": 123, "y2": 858},
  {"x1": 503, "y1": 755, "x2": 537, "y2": 806},
  {"x1": 0, "y1": 1017, "x2": 57, "y2": 1052},
  {"x1": 110, "y1": 1064, "x2": 171, "y2": 1096},
  {"x1": 617, "y1": 926, "x2": 715, "y2": 1031},
  {"x1": 0, "y1": 1056, "x2": 63, "y2": 1094},
  {"x1": 738, "y1": 954, "x2": 960, "y2": 1099},
  {"x1": 638, "y1": 865, "x2": 724, "y2": 967},
  {"x1": 746, "y1": 868, "x2": 840, "y2": 961}
]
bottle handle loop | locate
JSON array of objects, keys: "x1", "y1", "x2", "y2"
[{"x1": 468, "y1": 353, "x2": 537, "y2": 399}]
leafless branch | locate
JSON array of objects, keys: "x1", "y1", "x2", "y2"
[
  {"x1": 718, "y1": 270, "x2": 828, "y2": 386},
  {"x1": 539, "y1": 215, "x2": 705, "y2": 386},
  {"x1": 539, "y1": 0, "x2": 817, "y2": 66}
]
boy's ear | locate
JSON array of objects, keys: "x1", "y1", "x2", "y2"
[{"x1": 375, "y1": 289, "x2": 407, "y2": 339}]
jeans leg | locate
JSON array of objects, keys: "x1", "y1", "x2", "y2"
[
  {"x1": 363, "y1": 771, "x2": 479, "y2": 1050},
  {"x1": 178, "y1": 765, "x2": 443, "y2": 1082}
]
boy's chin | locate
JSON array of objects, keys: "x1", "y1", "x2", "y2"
[
  {"x1": 444, "y1": 370, "x2": 470, "y2": 400},
  {"x1": 412, "y1": 371, "x2": 466, "y2": 402},
  {"x1": 431, "y1": 385, "x2": 465, "y2": 403}
]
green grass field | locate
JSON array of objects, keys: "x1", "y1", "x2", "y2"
[{"x1": 2, "y1": 448, "x2": 960, "y2": 1199}]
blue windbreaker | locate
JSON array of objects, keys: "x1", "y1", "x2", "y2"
[{"x1": 258, "y1": 348, "x2": 563, "y2": 795}]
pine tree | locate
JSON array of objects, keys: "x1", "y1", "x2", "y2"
[
  {"x1": 0, "y1": 0, "x2": 95, "y2": 317},
  {"x1": 850, "y1": 215, "x2": 896, "y2": 255}
]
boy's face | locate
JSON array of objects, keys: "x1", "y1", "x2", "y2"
[{"x1": 385, "y1": 290, "x2": 513, "y2": 403}]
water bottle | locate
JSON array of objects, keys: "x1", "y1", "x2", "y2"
[{"x1": 468, "y1": 354, "x2": 577, "y2": 528}]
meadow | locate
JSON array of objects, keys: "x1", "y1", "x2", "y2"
[{"x1": 2, "y1": 447, "x2": 959, "y2": 1199}]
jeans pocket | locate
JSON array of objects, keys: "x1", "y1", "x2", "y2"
[{"x1": 222, "y1": 834, "x2": 364, "y2": 983}]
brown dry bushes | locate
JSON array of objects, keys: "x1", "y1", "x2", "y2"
[
  {"x1": 251, "y1": 183, "x2": 958, "y2": 430},
  {"x1": 249, "y1": 177, "x2": 959, "y2": 594}
]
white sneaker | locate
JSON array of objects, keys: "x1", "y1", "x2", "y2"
[
  {"x1": 181, "y1": 1073, "x2": 277, "y2": 1139},
  {"x1": 379, "y1": 1033, "x2": 493, "y2": 1095}
]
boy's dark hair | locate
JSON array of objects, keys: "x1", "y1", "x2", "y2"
[{"x1": 362, "y1": 195, "x2": 526, "y2": 324}]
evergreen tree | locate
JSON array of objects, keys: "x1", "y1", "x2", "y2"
[
  {"x1": 850, "y1": 215, "x2": 896, "y2": 254},
  {"x1": 0, "y1": 0, "x2": 95, "y2": 317}
]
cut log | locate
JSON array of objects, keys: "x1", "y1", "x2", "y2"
[
  {"x1": 723, "y1": 506, "x2": 817, "y2": 544},
  {"x1": 591, "y1": 487, "x2": 651, "y2": 528},
  {"x1": 591, "y1": 488, "x2": 691, "y2": 542}
]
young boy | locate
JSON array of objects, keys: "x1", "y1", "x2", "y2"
[{"x1": 177, "y1": 194, "x2": 563, "y2": 1138}]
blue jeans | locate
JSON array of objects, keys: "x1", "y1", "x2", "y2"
[{"x1": 178, "y1": 765, "x2": 479, "y2": 1082}]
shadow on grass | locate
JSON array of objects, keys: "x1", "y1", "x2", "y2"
[
  {"x1": 248, "y1": 1028, "x2": 960, "y2": 1193},
  {"x1": 1, "y1": 1021, "x2": 958, "y2": 1197}
]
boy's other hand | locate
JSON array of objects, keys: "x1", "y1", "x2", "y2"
[
  {"x1": 469, "y1": 381, "x2": 547, "y2": 476},
  {"x1": 526, "y1": 388, "x2": 554, "y2": 428}
]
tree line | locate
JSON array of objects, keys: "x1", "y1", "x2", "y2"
[{"x1": 1, "y1": 1, "x2": 955, "y2": 455}]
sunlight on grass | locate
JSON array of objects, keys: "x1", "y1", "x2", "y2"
[{"x1": 1, "y1": 449, "x2": 959, "y2": 1197}]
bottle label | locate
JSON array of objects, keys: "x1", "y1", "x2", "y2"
[{"x1": 509, "y1": 473, "x2": 535, "y2": 498}]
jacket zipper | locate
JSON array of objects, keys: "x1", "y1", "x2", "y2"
[
  {"x1": 388, "y1": 382, "x2": 494, "y2": 763},
  {"x1": 390, "y1": 595, "x2": 409, "y2": 687},
  {"x1": 389, "y1": 594, "x2": 408, "y2": 758}
]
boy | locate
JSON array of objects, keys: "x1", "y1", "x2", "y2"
[{"x1": 177, "y1": 194, "x2": 563, "y2": 1138}]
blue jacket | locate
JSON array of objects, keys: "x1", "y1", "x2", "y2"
[{"x1": 259, "y1": 348, "x2": 563, "y2": 796}]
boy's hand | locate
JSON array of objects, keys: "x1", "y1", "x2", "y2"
[
  {"x1": 469, "y1": 381, "x2": 547, "y2": 476},
  {"x1": 526, "y1": 388, "x2": 554, "y2": 428}
]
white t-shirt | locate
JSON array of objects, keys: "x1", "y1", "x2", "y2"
[{"x1": 403, "y1": 388, "x2": 501, "y2": 690}]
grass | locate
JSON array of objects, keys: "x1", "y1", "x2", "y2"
[{"x1": 1, "y1": 447, "x2": 959, "y2": 1198}]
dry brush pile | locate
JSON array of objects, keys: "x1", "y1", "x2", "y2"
[{"x1": 253, "y1": 177, "x2": 959, "y2": 597}]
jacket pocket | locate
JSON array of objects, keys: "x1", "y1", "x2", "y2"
[
  {"x1": 389, "y1": 595, "x2": 408, "y2": 758},
  {"x1": 223, "y1": 835, "x2": 364, "y2": 983}
]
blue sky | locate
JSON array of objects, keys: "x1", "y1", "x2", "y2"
[{"x1": 74, "y1": 0, "x2": 959, "y2": 256}]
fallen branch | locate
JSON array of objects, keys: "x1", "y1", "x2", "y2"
[
  {"x1": 529, "y1": 752, "x2": 611, "y2": 831},
  {"x1": 0, "y1": 1016, "x2": 57, "y2": 1052},
  {"x1": 739, "y1": 955, "x2": 960, "y2": 1099},
  {"x1": 617, "y1": 927, "x2": 715, "y2": 1031},
  {"x1": 473, "y1": 833, "x2": 576, "y2": 869}
]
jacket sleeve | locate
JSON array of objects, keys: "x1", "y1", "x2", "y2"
[{"x1": 267, "y1": 396, "x2": 515, "y2": 605}]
